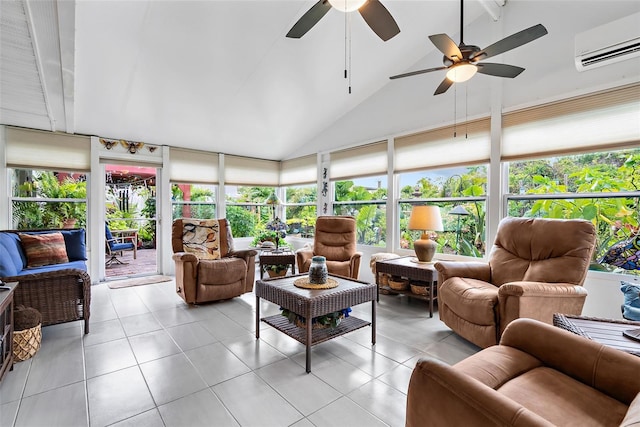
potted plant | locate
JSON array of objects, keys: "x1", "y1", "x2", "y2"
[
  {"x1": 251, "y1": 230, "x2": 291, "y2": 250},
  {"x1": 267, "y1": 264, "x2": 289, "y2": 278},
  {"x1": 38, "y1": 172, "x2": 87, "y2": 228}
]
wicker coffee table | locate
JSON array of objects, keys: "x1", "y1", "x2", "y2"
[
  {"x1": 255, "y1": 274, "x2": 377, "y2": 373},
  {"x1": 553, "y1": 314, "x2": 640, "y2": 356}
]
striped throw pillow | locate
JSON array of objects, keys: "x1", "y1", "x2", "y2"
[{"x1": 19, "y1": 232, "x2": 69, "y2": 268}]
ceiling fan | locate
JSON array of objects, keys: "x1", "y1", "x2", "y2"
[
  {"x1": 389, "y1": 0, "x2": 548, "y2": 95},
  {"x1": 286, "y1": 0, "x2": 400, "y2": 42}
]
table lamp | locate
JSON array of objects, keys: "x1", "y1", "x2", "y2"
[{"x1": 408, "y1": 205, "x2": 443, "y2": 263}]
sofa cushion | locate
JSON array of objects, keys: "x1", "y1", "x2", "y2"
[
  {"x1": 61, "y1": 229, "x2": 87, "y2": 261},
  {"x1": 0, "y1": 233, "x2": 24, "y2": 276},
  {"x1": 621, "y1": 281, "x2": 640, "y2": 321},
  {"x1": 25, "y1": 229, "x2": 87, "y2": 261},
  {"x1": 498, "y1": 366, "x2": 629, "y2": 426},
  {"x1": 19, "y1": 232, "x2": 69, "y2": 268},
  {"x1": 197, "y1": 257, "x2": 246, "y2": 285},
  {"x1": 181, "y1": 219, "x2": 221, "y2": 260},
  {"x1": 17, "y1": 260, "x2": 87, "y2": 274}
]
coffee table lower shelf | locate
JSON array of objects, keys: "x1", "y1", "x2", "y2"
[{"x1": 262, "y1": 314, "x2": 370, "y2": 346}]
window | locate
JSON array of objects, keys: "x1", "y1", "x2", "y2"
[
  {"x1": 171, "y1": 184, "x2": 217, "y2": 220},
  {"x1": 506, "y1": 148, "x2": 640, "y2": 275},
  {"x1": 225, "y1": 186, "x2": 275, "y2": 238},
  {"x1": 285, "y1": 184, "x2": 317, "y2": 237},
  {"x1": 398, "y1": 165, "x2": 487, "y2": 257},
  {"x1": 10, "y1": 169, "x2": 87, "y2": 230},
  {"x1": 333, "y1": 176, "x2": 387, "y2": 246}
]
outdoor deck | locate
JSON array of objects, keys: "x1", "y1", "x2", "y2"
[{"x1": 105, "y1": 247, "x2": 158, "y2": 278}]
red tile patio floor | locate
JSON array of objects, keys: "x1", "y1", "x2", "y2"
[{"x1": 105, "y1": 247, "x2": 158, "y2": 279}]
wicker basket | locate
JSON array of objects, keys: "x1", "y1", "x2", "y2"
[
  {"x1": 13, "y1": 324, "x2": 42, "y2": 362},
  {"x1": 388, "y1": 278, "x2": 409, "y2": 291},
  {"x1": 378, "y1": 273, "x2": 391, "y2": 287},
  {"x1": 410, "y1": 284, "x2": 430, "y2": 296}
]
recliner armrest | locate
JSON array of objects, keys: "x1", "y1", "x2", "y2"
[
  {"x1": 172, "y1": 252, "x2": 199, "y2": 264},
  {"x1": 296, "y1": 248, "x2": 313, "y2": 273},
  {"x1": 499, "y1": 281, "x2": 588, "y2": 298},
  {"x1": 349, "y1": 252, "x2": 362, "y2": 279},
  {"x1": 500, "y1": 318, "x2": 640, "y2": 405},
  {"x1": 228, "y1": 249, "x2": 258, "y2": 261},
  {"x1": 434, "y1": 261, "x2": 491, "y2": 284},
  {"x1": 406, "y1": 357, "x2": 554, "y2": 427}
]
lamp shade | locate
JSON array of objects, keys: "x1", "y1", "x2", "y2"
[
  {"x1": 328, "y1": 0, "x2": 367, "y2": 12},
  {"x1": 265, "y1": 192, "x2": 281, "y2": 205},
  {"x1": 408, "y1": 205, "x2": 444, "y2": 232},
  {"x1": 446, "y1": 63, "x2": 478, "y2": 83}
]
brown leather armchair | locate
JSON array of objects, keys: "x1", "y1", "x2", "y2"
[
  {"x1": 296, "y1": 216, "x2": 362, "y2": 279},
  {"x1": 406, "y1": 318, "x2": 640, "y2": 427},
  {"x1": 171, "y1": 219, "x2": 257, "y2": 304},
  {"x1": 435, "y1": 217, "x2": 597, "y2": 348}
]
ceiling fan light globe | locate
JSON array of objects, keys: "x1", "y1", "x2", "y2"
[
  {"x1": 328, "y1": 0, "x2": 367, "y2": 12},
  {"x1": 446, "y1": 63, "x2": 477, "y2": 82}
]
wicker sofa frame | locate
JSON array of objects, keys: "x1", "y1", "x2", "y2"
[{"x1": 0, "y1": 229, "x2": 91, "y2": 334}]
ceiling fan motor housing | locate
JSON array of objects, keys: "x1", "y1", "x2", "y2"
[{"x1": 443, "y1": 44, "x2": 481, "y2": 66}]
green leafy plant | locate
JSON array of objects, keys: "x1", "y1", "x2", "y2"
[
  {"x1": 280, "y1": 308, "x2": 351, "y2": 329},
  {"x1": 268, "y1": 264, "x2": 288, "y2": 273}
]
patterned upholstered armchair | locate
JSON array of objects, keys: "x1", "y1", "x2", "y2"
[
  {"x1": 171, "y1": 218, "x2": 257, "y2": 304},
  {"x1": 296, "y1": 216, "x2": 362, "y2": 279}
]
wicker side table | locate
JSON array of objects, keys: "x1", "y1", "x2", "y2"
[
  {"x1": 375, "y1": 256, "x2": 437, "y2": 317},
  {"x1": 259, "y1": 250, "x2": 296, "y2": 279}
]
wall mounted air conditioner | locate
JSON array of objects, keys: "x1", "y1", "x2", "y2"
[{"x1": 575, "y1": 12, "x2": 640, "y2": 71}]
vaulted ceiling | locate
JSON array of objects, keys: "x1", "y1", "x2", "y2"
[{"x1": 1, "y1": 1, "x2": 639, "y2": 161}]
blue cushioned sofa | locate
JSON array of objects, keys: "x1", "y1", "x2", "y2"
[{"x1": 0, "y1": 228, "x2": 91, "y2": 333}]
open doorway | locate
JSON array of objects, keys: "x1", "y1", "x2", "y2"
[{"x1": 104, "y1": 163, "x2": 158, "y2": 279}]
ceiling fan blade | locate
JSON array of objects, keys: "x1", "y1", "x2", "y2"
[
  {"x1": 429, "y1": 34, "x2": 463, "y2": 61},
  {"x1": 472, "y1": 24, "x2": 548, "y2": 60},
  {"x1": 434, "y1": 77, "x2": 454, "y2": 95},
  {"x1": 286, "y1": 1, "x2": 332, "y2": 38},
  {"x1": 476, "y1": 62, "x2": 525, "y2": 78},
  {"x1": 389, "y1": 66, "x2": 448, "y2": 80},
  {"x1": 358, "y1": 0, "x2": 400, "y2": 41}
]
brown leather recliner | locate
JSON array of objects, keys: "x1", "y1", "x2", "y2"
[
  {"x1": 406, "y1": 318, "x2": 640, "y2": 427},
  {"x1": 435, "y1": 217, "x2": 597, "y2": 348},
  {"x1": 296, "y1": 216, "x2": 362, "y2": 279},
  {"x1": 171, "y1": 219, "x2": 257, "y2": 304}
]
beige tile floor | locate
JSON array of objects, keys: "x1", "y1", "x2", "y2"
[{"x1": 0, "y1": 278, "x2": 479, "y2": 427}]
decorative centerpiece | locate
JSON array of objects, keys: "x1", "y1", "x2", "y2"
[
  {"x1": 294, "y1": 255, "x2": 338, "y2": 289},
  {"x1": 281, "y1": 307, "x2": 352, "y2": 330},
  {"x1": 308, "y1": 256, "x2": 328, "y2": 284}
]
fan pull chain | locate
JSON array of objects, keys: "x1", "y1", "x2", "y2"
[
  {"x1": 348, "y1": 12, "x2": 352, "y2": 94},
  {"x1": 344, "y1": 3, "x2": 348, "y2": 81},
  {"x1": 453, "y1": 84, "x2": 457, "y2": 138},
  {"x1": 465, "y1": 84, "x2": 469, "y2": 139}
]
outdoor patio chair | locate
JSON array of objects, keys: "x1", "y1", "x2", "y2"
[{"x1": 105, "y1": 223, "x2": 137, "y2": 266}]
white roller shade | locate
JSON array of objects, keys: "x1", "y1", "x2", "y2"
[
  {"x1": 502, "y1": 84, "x2": 640, "y2": 160},
  {"x1": 395, "y1": 118, "x2": 491, "y2": 172},
  {"x1": 330, "y1": 141, "x2": 387, "y2": 180},
  {"x1": 224, "y1": 155, "x2": 280, "y2": 186},
  {"x1": 6, "y1": 127, "x2": 90, "y2": 171},
  {"x1": 169, "y1": 147, "x2": 219, "y2": 184},
  {"x1": 280, "y1": 155, "x2": 317, "y2": 186}
]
